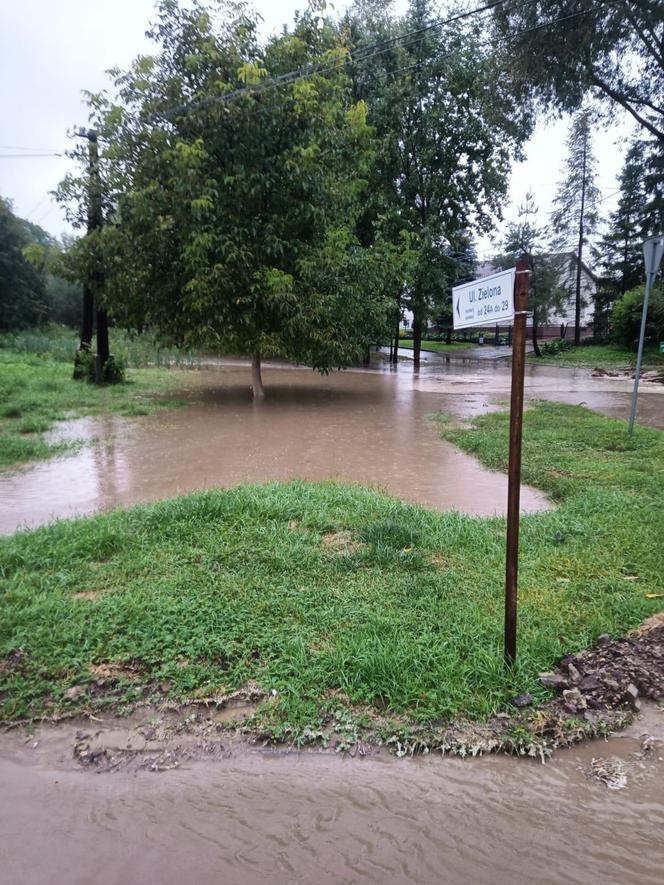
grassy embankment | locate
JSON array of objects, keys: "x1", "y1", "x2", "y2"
[
  {"x1": 531, "y1": 343, "x2": 664, "y2": 368},
  {"x1": 1, "y1": 401, "x2": 662, "y2": 734},
  {"x1": 0, "y1": 332, "x2": 198, "y2": 469}
]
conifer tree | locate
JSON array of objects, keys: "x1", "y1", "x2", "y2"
[
  {"x1": 599, "y1": 140, "x2": 648, "y2": 298},
  {"x1": 550, "y1": 111, "x2": 600, "y2": 345},
  {"x1": 643, "y1": 140, "x2": 664, "y2": 237},
  {"x1": 504, "y1": 192, "x2": 565, "y2": 356}
]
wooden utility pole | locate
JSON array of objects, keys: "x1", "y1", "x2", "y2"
[
  {"x1": 504, "y1": 258, "x2": 530, "y2": 667},
  {"x1": 574, "y1": 134, "x2": 588, "y2": 347},
  {"x1": 74, "y1": 130, "x2": 98, "y2": 372},
  {"x1": 74, "y1": 128, "x2": 109, "y2": 382}
]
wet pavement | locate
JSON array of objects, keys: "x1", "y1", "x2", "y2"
[
  {"x1": 2, "y1": 358, "x2": 663, "y2": 534},
  {"x1": 2, "y1": 706, "x2": 664, "y2": 885}
]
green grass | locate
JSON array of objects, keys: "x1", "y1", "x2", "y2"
[
  {"x1": 1, "y1": 402, "x2": 662, "y2": 729},
  {"x1": 0, "y1": 325, "x2": 202, "y2": 368},
  {"x1": 399, "y1": 340, "x2": 469, "y2": 353},
  {"x1": 531, "y1": 343, "x2": 664, "y2": 368},
  {"x1": 0, "y1": 350, "x2": 194, "y2": 469}
]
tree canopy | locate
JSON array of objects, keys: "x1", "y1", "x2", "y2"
[
  {"x1": 493, "y1": 0, "x2": 664, "y2": 145},
  {"x1": 503, "y1": 192, "x2": 565, "y2": 355},
  {"x1": 59, "y1": 0, "x2": 404, "y2": 393},
  {"x1": 343, "y1": 0, "x2": 533, "y2": 364}
]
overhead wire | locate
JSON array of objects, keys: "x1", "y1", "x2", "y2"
[
  {"x1": 154, "y1": 0, "x2": 552, "y2": 120},
  {"x1": 0, "y1": 144, "x2": 63, "y2": 153},
  {"x1": 0, "y1": 152, "x2": 64, "y2": 159}
]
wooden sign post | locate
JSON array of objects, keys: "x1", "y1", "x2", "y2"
[
  {"x1": 452, "y1": 258, "x2": 530, "y2": 667},
  {"x1": 503, "y1": 259, "x2": 530, "y2": 666}
]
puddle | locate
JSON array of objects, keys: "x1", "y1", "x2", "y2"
[
  {"x1": 1, "y1": 365, "x2": 551, "y2": 533},
  {"x1": 2, "y1": 704, "x2": 663, "y2": 885}
]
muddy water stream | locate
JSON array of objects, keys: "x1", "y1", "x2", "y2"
[
  {"x1": 2, "y1": 708, "x2": 664, "y2": 885},
  {"x1": 2, "y1": 359, "x2": 662, "y2": 534}
]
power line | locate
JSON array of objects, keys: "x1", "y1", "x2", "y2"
[
  {"x1": 0, "y1": 152, "x2": 63, "y2": 159},
  {"x1": 25, "y1": 193, "x2": 51, "y2": 219},
  {"x1": 0, "y1": 144, "x2": 63, "y2": 153},
  {"x1": 155, "y1": 0, "x2": 547, "y2": 121}
]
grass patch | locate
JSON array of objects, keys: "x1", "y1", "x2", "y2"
[
  {"x1": 0, "y1": 350, "x2": 194, "y2": 469},
  {"x1": 0, "y1": 325, "x2": 202, "y2": 368},
  {"x1": 399, "y1": 340, "x2": 469, "y2": 353},
  {"x1": 530, "y1": 343, "x2": 664, "y2": 368},
  {"x1": 1, "y1": 401, "x2": 662, "y2": 730}
]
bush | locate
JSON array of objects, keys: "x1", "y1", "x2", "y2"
[
  {"x1": 72, "y1": 347, "x2": 94, "y2": 380},
  {"x1": 101, "y1": 354, "x2": 125, "y2": 384},
  {"x1": 540, "y1": 337, "x2": 572, "y2": 356},
  {"x1": 72, "y1": 348, "x2": 125, "y2": 384},
  {"x1": 0, "y1": 324, "x2": 201, "y2": 368},
  {"x1": 610, "y1": 285, "x2": 664, "y2": 349}
]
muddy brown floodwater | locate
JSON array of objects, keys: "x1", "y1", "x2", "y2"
[
  {"x1": 1, "y1": 359, "x2": 662, "y2": 534},
  {"x1": 2, "y1": 706, "x2": 664, "y2": 885},
  {"x1": 1, "y1": 363, "x2": 552, "y2": 533}
]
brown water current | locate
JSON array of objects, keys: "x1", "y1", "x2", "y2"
[
  {"x1": 2, "y1": 707, "x2": 664, "y2": 885},
  {"x1": 2, "y1": 359, "x2": 662, "y2": 534}
]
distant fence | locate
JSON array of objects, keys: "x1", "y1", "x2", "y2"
[{"x1": 400, "y1": 323, "x2": 593, "y2": 346}]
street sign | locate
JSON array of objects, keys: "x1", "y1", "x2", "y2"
[
  {"x1": 452, "y1": 268, "x2": 516, "y2": 330},
  {"x1": 628, "y1": 234, "x2": 664, "y2": 434},
  {"x1": 644, "y1": 234, "x2": 664, "y2": 276}
]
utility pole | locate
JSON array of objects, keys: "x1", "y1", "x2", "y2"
[
  {"x1": 574, "y1": 133, "x2": 587, "y2": 347},
  {"x1": 74, "y1": 128, "x2": 108, "y2": 382},
  {"x1": 73, "y1": 130, "x2": 96, "y2": 374}
]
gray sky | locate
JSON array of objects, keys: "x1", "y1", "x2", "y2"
[{"x1": 1, "y1": 0, "x2": 632, "y2": 259}]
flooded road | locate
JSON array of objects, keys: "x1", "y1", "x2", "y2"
[
  {"x1": 2, "y1": 707, "x2": 664, "y2": 885},
  {"x1": 1, "y1": 359, "x2": 662, "y2": 534}
]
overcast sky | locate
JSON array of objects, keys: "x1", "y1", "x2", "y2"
[{"x1": 1, "y1": 0, "x2": 634, "y2": 259}]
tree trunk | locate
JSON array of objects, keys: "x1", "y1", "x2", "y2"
[
  {"x1": 446, "y1": 327, "x2": 452, "y2": 345},
  {"x1": 412, "y1": 315, "x2": 422, "y2": 370},
  {"x1": 363, "y1": 346, "x2": 371, "y2": 367},
  {"x1": 96, "y1": 309, "x2": 110, "y2": 382},
  {"x1": 74, "y1": 288, "x2": 94, "y2": 378},
  {"x1": 251, "y1": 351, "x2": 265, "y2": 399},
  {"x1": 532, "y1": 305, "x2": 541, "y2": 357},
  {"x1": 80, "y1": 285, "x2": 94, "y2": 351},
  {"x1": 391, "y1": 297, "x2": 400, "y2": 365}
]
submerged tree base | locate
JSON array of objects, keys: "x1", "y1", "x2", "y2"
[{"x1": 251, "y1": 351, "x2": 265, "y2": 399}]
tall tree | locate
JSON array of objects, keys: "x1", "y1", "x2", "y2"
[
  {"x1": 493, "y1": 0, "x2": 664, "y2": 145},
  {"x1": 347, "y1": 0, "x2": 532, "y2": 367},
  {"x1": 503, "y1": 192, "x2": 565, "y2": 356},
  {"x1": 0, "y1": 197, "x2": 48, "y2": 329},
  {"x1": 58, "y1": 0, "x2": 395, "y2": 396},
  {"x1": 550, "y1": 110, "x2": 600, "y2": 345},
  {"x1": 643, "y1": 139, "x2": 664, "y2": 236},
  {"x1": 599, "y1": 140, "x2": 648, "y2": 298}
]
